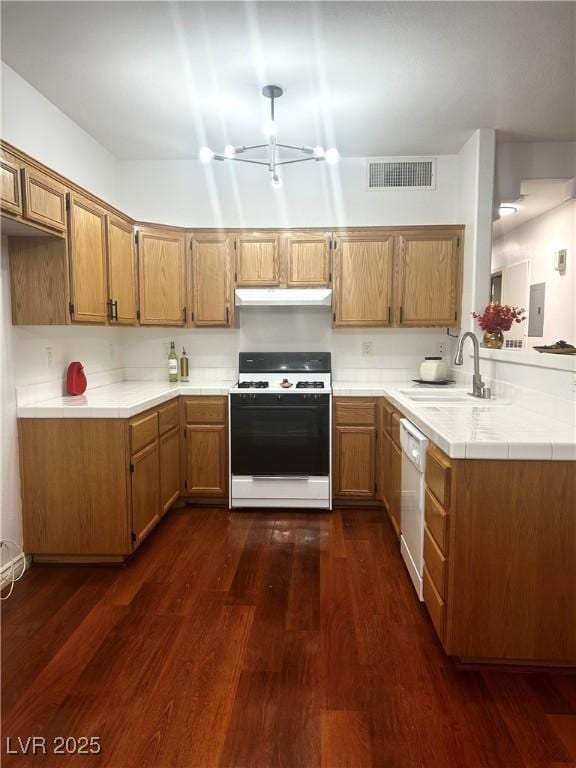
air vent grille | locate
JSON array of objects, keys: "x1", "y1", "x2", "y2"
[{"x1": 367, "y1": 158, "x2": 436, "y2": 191}]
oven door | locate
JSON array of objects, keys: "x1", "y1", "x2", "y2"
[{"x1": 231, "y1": 394, "x2": 330, "y2": 477}]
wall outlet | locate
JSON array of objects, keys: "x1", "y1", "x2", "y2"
[
  {"x1": 362, "y1": 341, "x2": 373, "y2": 356},
  {"x1": 436, "y1": 341, "x2": 447, "y2": 356}
]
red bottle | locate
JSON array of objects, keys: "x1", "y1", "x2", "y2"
[{"x1": 66, "y1": 362, "x2": 87, "y2": 396}]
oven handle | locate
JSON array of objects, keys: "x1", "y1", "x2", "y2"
[{"x1": 251, "y1": 476, "x2": 310, "y2": 482}]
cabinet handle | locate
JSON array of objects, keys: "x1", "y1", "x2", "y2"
[
  {"x1": 183, "y1": 307, "x2": 187, "y2": 323},
  {"x1": 388, "y1": 306, "x2": 391, "y2": 324},
  {"x1": 107, "y1": 298, "x2": 114, "y2": 321},
  {"x1": 226, "y1": 306, "x2": 229, "y2": 324},
  {"x1": 399, "y1": 306, "x2": 403, "y2": 324},
  {"x1": 113, "y1": 300, "x2": 119, "y2": 321}
]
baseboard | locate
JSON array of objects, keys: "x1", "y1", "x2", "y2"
[{"x1": 0, "y1": 551, "x2": 30, "y2": 591}]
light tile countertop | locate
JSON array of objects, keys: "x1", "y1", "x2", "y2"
[
  {"x1": 16, "y1": 379, "x2": 575, "y2": 460},
  {"x1": 16, "y1": 380, "x2": 234, "y2": 419},
  {"x1": 333, "y1": 382, "x2": 576, "y2": 461}
]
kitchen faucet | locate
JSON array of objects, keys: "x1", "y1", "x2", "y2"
[{"x1": 454, "y1": 332, "x2": 486, "y2": 398}]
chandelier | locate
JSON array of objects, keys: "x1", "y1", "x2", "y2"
[{"x1": 198, "y1": 85, "x2": 339, "y2": 189}]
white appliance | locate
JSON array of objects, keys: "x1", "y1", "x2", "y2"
[
  {"x1": 235, "y1": 288, "x2": 332, "y2": 307},
  {"x1": 229, "y1": 352, "x2": 332, "y2": 509},
  {"x1": 400, "y1": 419, "x2": 429, "y2": 600}
]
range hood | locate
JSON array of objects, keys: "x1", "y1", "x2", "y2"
[{"x1": 235, "y1": 288, "x2": 332, "y2": 307}]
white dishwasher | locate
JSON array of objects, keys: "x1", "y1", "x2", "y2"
[{"x1": 399, "y1": 419, "x2": 429, "y2": 600}]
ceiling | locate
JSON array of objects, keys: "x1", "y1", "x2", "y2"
[
  {"x1": 493, "y1": 178, "x2": 575, "y2": 239},
  {"x1": 2, "y1": 2, "x2": 575, "y2": 160}
]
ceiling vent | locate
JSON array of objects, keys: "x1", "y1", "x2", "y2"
[{"x1": 366, "y1": 157, "x2": 436, "y2": 191}]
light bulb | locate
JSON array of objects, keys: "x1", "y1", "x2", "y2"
[
  {"x1": 199, "y1": 146, "x2": 214, "y2": 163},
  {"x1": 224, "y1": 145, "x2": 236, "y2": 159},
  {"x1": 271, "y1": 174, "x2": 282, "y2": 189},
  {"x1": 324, "y1": 147, "x2": 340, "y2": 165},
  {"x1": 262, "y1": 119, "x2": 278, "y2": 138},
  {"x1": 313, "y1": 145, "x2": 325, "y2": 158}
]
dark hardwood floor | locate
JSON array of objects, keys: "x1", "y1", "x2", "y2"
[{"x1": 2, "y1": 507, "x2": 575, "y2": 768}]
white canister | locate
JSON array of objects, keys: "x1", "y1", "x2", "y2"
[{"x1": 419, "y1": 356, "x2": 449, "y2": 382}]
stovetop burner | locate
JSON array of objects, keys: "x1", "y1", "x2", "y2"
[
  {"x1": 295, "y1": 381, "x2": 325, "y2": 389},
  {"x1": 237, "y1": 381, "x2": 269, "y2": 389}
]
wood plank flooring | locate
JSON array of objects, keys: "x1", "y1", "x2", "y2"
[{"x1": 2, "y1": 507, "x2": 575, "y2": 768}]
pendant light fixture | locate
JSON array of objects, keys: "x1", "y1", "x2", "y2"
[{"x1": 199, "y1": 85, "x2": 339, "y2": 189}]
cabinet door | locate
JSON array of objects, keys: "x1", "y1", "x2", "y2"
[
  {"x1": 107, "y1": 215, "x2": 138, "y2": 324},
  {"x1": 0, "y1": 151, "x2": 22, "y2": 215},
  {"x1": 68, "y1": 194, "x2": 108, "y2": 323},
  {"x1": 138, "y1": 228, "x2": 186, "y2": 325},
  {"x1": 160, "y1": 425, "x2": 180, "y2": 514},
  {"x1": 333, "y1": 233, "x2": 394, "y2": 326},
  {"x1": 22, "y1": 167, "x2": 66, "y2": 232},
  {"x1": 282, "y1": 232, "x2": 331, "y2": 287},
  {"x1": 390, "y1": 440, "x2": 402, "y2": 539},
  {"x1": 192, "y1": 234, "x2": 232, "y2": 326},
  {"x1": 184, "y1": 424, "x2": 227, "y2": 496},
  {"x1": 380, "y1": 424, "x2": 392, "y2": 514},
  {"x1": 235, "y1": 233, "x2": 279, "y2": 286},
  {"x1": 333, "y1": 425, "x2": 377, "y2": 498},
  {"x1": 397, "y1": 232, "x2": 460, "y2": 326},
  {"x1": 131, "y1": 440, "x2": 161, "y2": 546}
]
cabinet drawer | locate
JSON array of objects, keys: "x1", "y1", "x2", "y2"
[
  {"x1": 158, "y1": 399, "x2": 179, "y2": 435},
  {"x1": 424, "y1": 525, "x2": 447, "y2": 598},
  {"x1": 425, "y1": 445, "x2": 451, "y2": 508},
  {"x1": 391, "y1": 412, "x2": 402, "y2": 448},
  {"x1": 423, "y1": 565, "x2": 446, "y2": 643},
  {"x1": 424, "y1": 488, "x2": 449, "y2": 554},
  {"x1": 334, "y1": 398, "x2": 377, "y2": 426},
  {"x1": 130, "y1": 411, "x2": 159, "y2": 454},
  {"x1": 183, "y1": 396, "x2": 226, "y2": 424}
]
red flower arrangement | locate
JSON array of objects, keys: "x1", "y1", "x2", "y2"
[{"x1": 472, "y1": 303, "x2": 526, "y2": 332}]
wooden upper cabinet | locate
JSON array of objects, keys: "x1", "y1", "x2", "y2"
[
  {"x1": 21, "y1": 167, "x2": 66, "y2": 232},
  {"x1": 138, "y1": 227, "x2": 186, "y2": 326},
  {"x1": 397, "y1": 232, "x2": 461, "y2": 327},
  {"x1": 333, "y1": 233, "x2": 394, "y2": 326},
  {"x1": 107, "y1": 215, "x2": 138, "y2": 325},
  {"x1": 282, "y1": 232, "x2": 331, "y2": 287},
  {"x1": 235, "y1": 233, "x2": 280, "y2": 286},
  {"x1": 68, "y1": 193, "x2": 108, "y2": 324},
  {"x1": 192, "y1": 234, "x2": 232, "y2": 326},
  {"x1": 0, "y1": 151, "x2": 22, "y2": 216}
]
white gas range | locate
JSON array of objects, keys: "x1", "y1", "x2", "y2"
[{"x1": 229, "y1": 353, "x2": 332, "y2": 510}]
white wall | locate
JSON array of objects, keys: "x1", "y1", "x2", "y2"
[
  {"x1": 116, "y1": 155, "x2": 459, "y2": 228},
  {"x1": 496, "y1": 141, "x2": 576, "y2": 206},
  {"x1": 492, "y1": 199, "x2": 576, "y2": 345},
  {"x1": 1, "y1": 63, "x2": 117, "y2": 203}
]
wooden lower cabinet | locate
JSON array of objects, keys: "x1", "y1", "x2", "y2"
[
  {"x1": 389, "y1": 440, "x2": 402, "y2": 539},
  {"x1": 160, "y1": 426, "x2": 180, "y2": 513},
  {"x1": 181, "y1": 396, "x2": 228, "y2": 499},
  {"x1": 333, "y1": 397, "x2": 378, "y2": 501},
  {"x1": 131, "y1": 440, "x2": 161, "y2": 545}
]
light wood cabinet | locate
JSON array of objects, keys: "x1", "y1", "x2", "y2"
[
  {"x1": 160, "y1": 426, "x2": 180, "y2": 514},
  {"x1": 235, "y1": 233, "x2": 280, "y2": 286},
  {"x1": 107, "y1": 214, "x2": 138, "y2": 324},
  {"x1": 282, "y1": 232, "x2": 331, "y2": 287},
  {"x1": 9, "y1": 237, "x2": 69, "y2": 325},
  {"x1": 68, "y1": 193, "x2": 108, "y2": 324},
  {"x1": 333, "y1": 397, "x2": 378, "y2": 500},
  {"x1": 22, "y1": 167, "x2": 66, "y2": 232},
  {"x1": 389, "y1": 440, "x2": 402, "y2": 538},
  {"x1": 397, "y1": 232, "x2": 461, "y2": 326},
  {"x1": 181, "y1": 396, "x2": 228, "y2": 498},
  {"x1": 138, "y1": 227, "x2": 187, "y2": 325},
  {"x1": 0, "y1": 151, "x2": 22, "y2": 216},
  {"x1": 333, "y1": 232, "x2": 394, "y2": 326},
  {"x1": 131, "y1": 440, "x2": 161, "y2": 546},
  {"x1": 191, "y1": 233, "x2": 233, "y2": 326}
]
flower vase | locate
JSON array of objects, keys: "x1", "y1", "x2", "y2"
[{"x1": 483, "y1": 329, "x2": 504, "y2": 349}]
